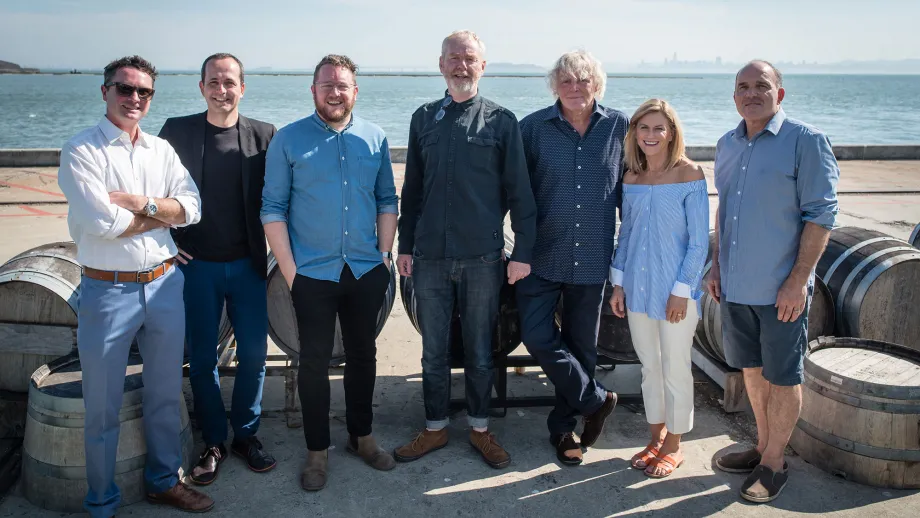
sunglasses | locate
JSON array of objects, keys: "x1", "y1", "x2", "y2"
[
  {"x1": 105, "y1": 82, "x2": 155, "y2": 100},
  {"x1": 434, "y1": 95, "x2": 453, "y2": 123}
]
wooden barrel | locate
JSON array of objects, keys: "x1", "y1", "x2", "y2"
[
  {"x1": 0, "y1": 242, "x2": 81, "y2": 392},
  {"x1": 910, "y1": 222, "x2": 920, "y2": 249},
  {"x1": 400, "y1": 233, "x2": 522, "y2": 362},
  {"x1": 21, "y1": 354, "x2": 195, "y2": 512},
  {"x1": 816, "y1": 227, "x2": 920, "y2": 351},
  {"x1": 789, "y1": 336, "x2": 920, "y2": 489},
  {"x1": 553, "y1": 282, "x2": 638, "y2": 363},
  {"x1": 694, "y1": 231, "x2": 835, "y2": 365},
  {"x1": 266, "y1": 253, "x2": 397, "y2": 362}
]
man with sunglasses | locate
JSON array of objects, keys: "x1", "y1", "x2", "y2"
[
  {"x1": 158, "y1": 53, "x2": 278, "y2": 486},
  {"x1": 57, "y1": 55, "x2": 212, "y2": 516},
  {"x1": 394, "y1": 30, "x2": 537, "y2": 469},
  {"x1": 262, "y1": 54, "x2": 399, "y2": 491}
]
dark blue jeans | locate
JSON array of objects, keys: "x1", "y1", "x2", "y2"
[
  {"x1": 515, "y1": 274, "x2": 607, "y2": 435},
  {"x1": 180, "y1": 258, "x2": 268, "y2": 447},
  {"x1": 413, "y1": 249, "x2": 504, "y2": 429}
]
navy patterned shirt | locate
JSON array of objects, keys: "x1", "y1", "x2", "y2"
[{"x1": 519, "y1": 101, "x2": 629, "y2": 285}]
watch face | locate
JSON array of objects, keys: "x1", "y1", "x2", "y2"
[{"x1": 148, "y1": 204, "x2": 158, "y2": 216}]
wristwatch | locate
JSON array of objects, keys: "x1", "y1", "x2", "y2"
[
  {"x1": 142, "y1": 197, "x2": 158, "y2": 217},
  {"x1": 381, "y1": 252, "x2": 393, "y2": 260}
]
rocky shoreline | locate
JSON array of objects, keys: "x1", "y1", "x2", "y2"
[{"x1": 0, "y1": 60, "x2": 40, "y2": 74}]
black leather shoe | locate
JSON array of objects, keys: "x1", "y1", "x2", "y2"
[
  {"x1": 581, "y1": 391, "x2": 618, "y2": 447},
  {"x1": 189, "y1": 444, "x2": 227, "y2": 486},
  {"x1": 232, "y1": 435, "x2": 277, "y2": 473}
]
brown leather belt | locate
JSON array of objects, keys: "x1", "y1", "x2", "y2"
[{"x1": 83, "y1": 258, "x2": 176, "y2": 284}]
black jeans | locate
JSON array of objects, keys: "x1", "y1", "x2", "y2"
[{"x1": 290, "y1": 264, "x2": 389, "y2": 451}]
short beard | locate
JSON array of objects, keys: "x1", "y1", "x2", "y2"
[
  {"x1": 447, "y1": 77, "x2": 476, "y2": 94},
  {"x1": 315, "y1": 100, "x2": 353, "y2": 124}
]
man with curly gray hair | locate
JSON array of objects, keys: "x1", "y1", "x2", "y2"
[{"x1": 516, "y1": 50, "x2": 629, "y2": 465}]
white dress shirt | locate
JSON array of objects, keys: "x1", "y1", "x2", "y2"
[{"x1": 58, "y1": 117, "x2": 201, "y2": 271}]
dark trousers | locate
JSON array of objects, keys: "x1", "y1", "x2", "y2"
[
  {"x1": 180, "y1": 258, "x2": 268, "y2": 447},
  {"x1": 412, "y1": 249, "x2": 504, "y2": 429},
  {"x1": 290, "y1": 263, "x2": 390, "y2": 451},
  {"x1": 515, "y1": 274, "x2": 607, "y2": 435}
]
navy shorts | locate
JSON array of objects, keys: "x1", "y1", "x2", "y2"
[{"x1": 720, "y1": 288, "x2": 812, "y2": 386}]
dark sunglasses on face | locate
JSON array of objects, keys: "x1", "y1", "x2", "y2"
[{"x1": 105, "y1": 82, "x2": 155, "y2": 100}]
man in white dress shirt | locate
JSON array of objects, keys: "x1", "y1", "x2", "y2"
[{"x1": 57, "y1": 55, "x2": 213, "y2": 517}]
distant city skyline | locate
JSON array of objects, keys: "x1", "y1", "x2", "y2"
[{"x1": 2, "y1": 0, "x2": 919, "y2": 73}]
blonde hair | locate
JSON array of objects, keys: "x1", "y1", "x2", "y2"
[
  {"x1": 441, "y1": 30, "x2": 486, "y2": 58},
  {"x1": 547, "y1": 50, "x2": 606, "y2": 100},
  {"x1": 625, "y1": 99, "x2": 686, "y2": 173}
]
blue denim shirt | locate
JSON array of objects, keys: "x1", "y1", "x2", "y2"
[
  {"x1": 610, "y1": 180, "x2": 709, "y2": 319},
  {"x1": 714, "y1": 109, "x2": 839, "y2": 305},
  {"x1": 519, "y1": 101, "x2": 628, "y2": 285},
  {"x1": 260, "y1": 113, "x2": 399, "y2": 282}
]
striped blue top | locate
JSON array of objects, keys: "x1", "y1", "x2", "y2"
[{"x1": 609, "y1": 179, "x2": 709, "y2": 320}]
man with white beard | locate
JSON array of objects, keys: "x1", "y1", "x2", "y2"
[
  {"x1": 394, "y1": 30, "x2": 537, "y2": 469},
  {"x1": 262, "y1": 54, "x2": 399, "y2": 491}
]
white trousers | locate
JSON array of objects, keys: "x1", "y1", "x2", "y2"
[{"x1": 627, "y1": 300, "x2": 698, "y2": 434}]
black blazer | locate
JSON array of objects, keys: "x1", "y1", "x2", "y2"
[{"x1": 158, "y1": 112, "x2": 277, "y2": 278}]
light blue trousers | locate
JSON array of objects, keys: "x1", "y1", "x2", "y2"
[{"x1": 77, "y1": 266, "x2": 185, "y2": 518}]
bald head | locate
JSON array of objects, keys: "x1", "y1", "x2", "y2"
[{"x1": 736, "y1": 60, "x2": 783, "y2": 89}]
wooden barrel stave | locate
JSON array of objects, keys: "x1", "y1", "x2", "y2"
[
  {"x1": 790, "y1": 336, "x2": 920, "y2": 489},
  {"x1": 267, "y1": 252, "x2": 397, "y2": 361},
  {"x1": 22, "y1": 354, "x2": 194, "y2": 512},
  {"x1": 817, "y1": 227, "x2": 920, "y2": 350}
]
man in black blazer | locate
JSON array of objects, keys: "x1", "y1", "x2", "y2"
[{"x1": 159, "y1": 52, "x2": 277, "y2": 485}]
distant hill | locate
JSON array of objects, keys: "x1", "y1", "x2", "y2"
[
  {"x1": 0, "y1": 60, "x2": 40, "y2": 74},
  {"x1": 486, "y1": 62, "x2": 546, "y2": 74}
]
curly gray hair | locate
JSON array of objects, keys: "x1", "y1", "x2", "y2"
[{"x1": 547, "y1": 50, "x2": 606, "y2": 100}]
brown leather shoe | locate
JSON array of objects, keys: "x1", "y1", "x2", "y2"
[
  {"x1": 301, "y1": 450, "x2": 328, "y2": 491},
  {"x1": 393, "y1": 429, "x2": 448, "y2": 462},
  {"x1": 146, "y1": 481, "x2": 214, "y2": 513},
  {"x1": 347, "y1": 435, "x2": 397, "y2": 471},
  {"x1": 469, "y1": 430, "x2": 511, "y2": 469},
  {"x1": 581, "y1": 391, "x2": 618, "y2": 448}
]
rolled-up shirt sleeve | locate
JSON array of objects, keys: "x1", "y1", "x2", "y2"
[
  {"x1": 609, "y1": 200, "x2": 633, "y2": 286},
  {"x1": 375, "y1": 137, "x2": 399, "y2": 215},
  {"x1": 261, "y1": 133, "x2": 292, "y2": 225},
  {"x1": 164, "y1": 145, "x2": 200, "y2": 227},
  {"x1": 672, "y1": 185, "x2": 710, "y2": 297},
  {"x1": 57, "y1": 142, "x2": 134, "y2": 240},
  {"x1": 797, "y1": 130, "x2": 839, "y2": 230}
]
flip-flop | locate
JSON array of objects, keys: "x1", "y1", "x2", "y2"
[
  {"x1": 645, "y1": 453, "x2": 684, "y2": 478},
  {"x1": 630, "y1": 444, "x2": 660, "y2": 470},
  {"x1": 740, "y1": 464, "x2": 789, "y2": 503}
]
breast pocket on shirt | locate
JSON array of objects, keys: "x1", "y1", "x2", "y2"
[
  {"x1": 467, "y1": 136, "x2": 498, "y2": 171},
  {"x1": 357, "y1": 155, "x2": 381, "y2": 189},
  {"x1": 419, "y1": 132, "x2": 439, "y2": 165}
]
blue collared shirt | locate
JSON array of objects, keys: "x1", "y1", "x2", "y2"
[
  {"x1": 714, "y1": 109, "x2": 839, "y2": 305},
  {"x1": 610, "y1": 180, "x2": 710, "y2": 319},
  {"x1": 260, "y1": 113, "x2": 399, "y2": 282},
  {"x1": 519, "y1": 101, "x2": 628, "y2": 285}
]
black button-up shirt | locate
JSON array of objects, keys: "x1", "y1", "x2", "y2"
[
  {"x1": 519, "y1": 101, "x2": 628, "y2": 284},
  {"x1": 398, "y1": 92, "x2": 537, "y2": 262}
]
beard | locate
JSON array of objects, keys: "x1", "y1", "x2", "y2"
[
  {"x1": 314, "y1": 97, "x2": 354, "y2": 124},
  {"x1": 446, "y1": 75, "x2": 477, "y2": 94}
]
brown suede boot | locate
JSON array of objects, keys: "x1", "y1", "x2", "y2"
[
  {"x1": 393, "y1": 429, "x2": 448, "y2": 462},
  {"x1": 300, "y1": 450, "x2": 328, "y2": 491},
  {"x1": 146, "y1": 481, "x2": 214, "y2": 512},
  {"x1": 469, "y1": 430, "x2": 511, "y2": 469},
  {"x1": 347, "y1": 435, "x2": 396, "y2": 471}
]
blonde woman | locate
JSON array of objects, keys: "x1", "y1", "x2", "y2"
[{"x1": 609, "y1": 99, "x2": 708, "y2": 478}]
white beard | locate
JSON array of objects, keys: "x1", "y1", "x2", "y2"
[{"x1": 448, "y1": 77, "x2": 476, "y2": 94}]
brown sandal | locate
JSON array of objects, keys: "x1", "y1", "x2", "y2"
[
  {"x1": 645, "y1": 453, "x2": 683, "y2": 478},
  {"x1": 630, "y1": 444, "x2": 660, "y2": 470}
]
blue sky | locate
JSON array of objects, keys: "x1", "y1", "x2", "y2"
[{"x1": 1, "y1": 0, "x2": 918, "y2": 70}]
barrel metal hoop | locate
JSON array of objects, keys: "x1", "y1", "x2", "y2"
[
  {"x1": 803, "y1": 373, "x2": 920, "y2": 414},
  {"x1": 795, "y1": 418, "x2": 920, "y2": 462},
  {"x1": 909, "y1": 223, "x2": 920, "y2": 248},
  {"x1": 0, "y1": 269, "x2": 80, "y2": 316},
  {"x1": 823, "y1": 237, "x2": 896, "y2": 285},
  {"x1": 3, "y1": 249, "x2": 82, "y2": 269},
  {"x1": 22, "y1": 447, "x2": 147, "y2": 480},
  {"x1": 28, "y1": 382, "x2": 144, "y2": 415},
  {"x1": 27, "y1": 401, "x2": 144, "y2": 428},
  {"x1": 835, "y1": 246, "x2": 917, "y2": 335},
  {"x1": 805, "y1": 338, "x2": 920, "y2": 401},
  {"x1": 845, "y1": 251, "x2": 920, "y2": 337}
]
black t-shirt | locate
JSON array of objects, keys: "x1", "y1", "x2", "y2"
[{"x1": 183, "y1": 122, "x2": 250, "y2": 262}]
